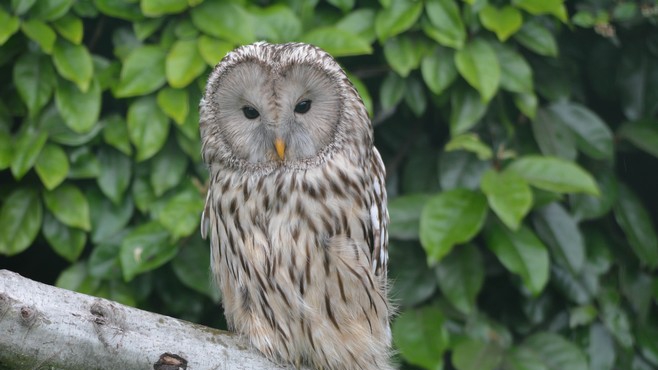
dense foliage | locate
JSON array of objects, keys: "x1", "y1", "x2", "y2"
[{"x1": 1, "y1": 0, "x2": 658, "y2": 369}]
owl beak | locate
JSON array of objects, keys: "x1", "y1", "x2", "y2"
[{"x1": 274, "y1": 137, "x2": 286, "y2": 160}]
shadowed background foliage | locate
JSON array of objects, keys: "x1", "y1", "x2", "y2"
[{"x1": 1, "y1": 0, "x2": 658, "y2": 369}]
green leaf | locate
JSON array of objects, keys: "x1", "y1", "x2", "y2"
[
  {"x1": 374, "y1": 0, "x2": 423, "y2": 42},
  {"x1": 435, "y1": 244, "x2": 484, "y2": 314},
  {"x1": 52, "y1": 40, "x2": 93, "y2": 92},
  {"x1": 94, "y1": 0, "x2": 144, "y2": 21},
  {"x1": 421, "y1": 46, "x2": 458, "y2": 95},
  {"x1": 97, "y1": 147, "x2": 132, "y2": 205},
  {"x1": 445, "y1": 133, "x2": 493, "y2": 160},
  {"x1": 21, "y1": 19, "x2": 57, "y2": 54},
  {"x1": 393, "y1": 306, "x2": 449, "y2": 369},
  {"x1": 35, "y1": 143, "x2": 69, "y2": 190},
  {"x1": 190, "y1": 0, "x2": 254, "y2": 45},
  {"x1": 30, "y1": 0, "x2": 73, "y2": 21},
  {"x1": 388, "y1": 194, "x2": 432, "y2": 240},
  {"x1": 42, "y1": 211, "x2": 86, "y2": 262},
  {"x1": 0, "y1": 188, "x2": 42, "y2": 256},
  {"x1": 480, "y1": 169, "x2": 532, "y2": 230},
  {"x1": 347, "y1": 73, "x2": 373, "y2": 117},
  {"x1": 42, "y1": 183, "x2": 91, "y2": 231},
  {"x1": 450, "y1": 86, "x2": 488, "y2": 134},
  {"x1": 197, "y1": 36, "x2": 233, "y2": 66},
  {"x1": 88, "y1": 242, "x2": 122, "y2": 279},
  {"x1": 120, "y1": 221, "x2": 177, "y2": 281},
  {"x1": 453, "y1": 339, "x2": 504, "y2": 370},
  {"x1": 617, "y1": 51, "x2": 658, "y2": 121},
  {"x1": 335, "y1": 8, "x2": 376, "y2": 43},
  {"x1": 618, "y1": 120, "x2": 658, "y2": 159},
  {"x1": 504, "y1": 347, "x2": 549, "y2": 370},
  {"x1": 383, "y1": 36, "x2": 426, "y2": 77},
  {"x1": 102, "y1": 115, "x2": 132, "y2": 156},
  {"x1": 150, "y1": 139, "x2": 188, "y2": 196},
  {"x1": 571, "y1": 170, "x2": 618, "y2": 221},
  {"x1": 404, "y1": 77, "x2": 427, "y2": 117},
  {"x1": 547, "y1": 101, "x2": 613, "y2": 160},
  {"x1": 507, "y1": 156, "x2": 599, "y2": 195},
  {"x1": 251, "y1": 4, "x2": 303, "y2": 43},
  {"x1": 480, "y1": 5, "x2": 523, "y2": 41},
  {"x1": 51, "y1": 14, "x2": 83, "y2": 44},
  {"x1": 166, "y1": 39, "x2": 206, "y2": 89},
  {"x1": 493, "y1": 42, "x2": 533, "y2": 94},
  {"x1": 485, "y1": 222, "x2": 549, "y2": 295},
  {"x1": 12, "y1": 0, "x2": 38, "y2": 15},
  {"x1": 588, "y1": 324, "x2": 616, "y2": 370},
  {"x1": 420, "y1": 189, "x2": 488, "y2": 263},
  {"x1": 140, "y1": 0, "x2": 187, "y2": 17},
  {"x1": 569, "y1": 304, "x2": 598, "y2": 328},
  {"x1": 88, "y1": 189, "x2": 133, "y2": 244},
  {"x1": 455, "y1": 38, "x2": 500, "y2": 102},
  {"x1": 127, "y1": 96, "x2": 170, "y2": 162},
  {"x1": 13, "y1": 52, "x2": 56, "y2": 117},
  {"x1": 514, "y1": 20, "x2": 558, "y2": 57},
  {"x1": 513, "y1": 0, "x2": 567, "y2": 21},
  {"x1": 533, "y1": 203, "x2": 585, "y2": 274},
  {"x1": 172, "y1": 235, "x2": 219, "y2": 301},
  {"x1": 424, "y1": 0, "x2": 466, "y2": 49},
  {"x1": 522, "y1": 332, "x2": 588, "y2": 370},
  {"x1": 11, "y1": 124, "x2": 48, "y2": 180},
  {"x1": 380, "y1": 72, "x2": 406, "y2": 111},
  {"x1": 327, "y1": 0, "x2": 354, "y2": 12},
  {"x1": 134, "y1": 18, "x2": 164, "y2": 41},
  {"x1": 156, "y1": 88, "x2": 189, "y2": 125},
  {"x1": 68, "y1": 146, "x2": 100, "y2": 179},
  {"x1": 0, "y1": 9, "x2": 20, "y2": 44},
  {"x1": 55, "y1": 78, "x2": 101, "y2": 133},
  {"x1": 532, "y1": 107, "x2": 577, "y2": 160},
  {"x1": 157, "y1": 187, "x2": 203, "y2": 239},
  {"x1": 439, "y1": 150, "x2": 491, "y2": 191},
  {"x1": 300, "y1": 27, "x2": 372, "y2": 57},
  {"x1": 0, "y1": 131, "x2": 11, "y2": 170},
  {"x1": 514, "y1": 92, "x2": 538, "y2": 119},
  {"x1": 389, "y1": 241, "x2": 437, "y2": 306},
  {"x1": 114, "y1": 45, "x2": 166, "y2": 97},
  {"x1": 614, "y1": 184, "x2": 658, "y2": 267}
]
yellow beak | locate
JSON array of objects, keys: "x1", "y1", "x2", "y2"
[{"x1": 274, "y1": 137, "x2": 286, "y2": 160}]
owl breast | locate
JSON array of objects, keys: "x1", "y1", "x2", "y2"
[{"x1": 206, "y1": 150, "x2": 392, "y2": 370}]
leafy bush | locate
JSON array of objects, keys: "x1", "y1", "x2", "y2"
[{"x1": 1, "y1": 0, "x2": 658, "y2": 369}]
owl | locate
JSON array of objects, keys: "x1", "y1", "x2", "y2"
[{"x1": 199, "y1": 42, "x2": 392, "y2": 370}]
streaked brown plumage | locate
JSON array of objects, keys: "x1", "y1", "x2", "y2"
[{"x1": 200, "y1": 42, "x2": 392, "y2": 370}]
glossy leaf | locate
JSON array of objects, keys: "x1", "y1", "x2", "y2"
[
  {"x1": 97, "y1": 147, "x2": 132, "y2": 205},
  {"x1": 172, "y1": 236, "x2": 219, "y2": 301},
  {"x1": 35, "y1": 143, "x2": 69, "y2": 190},
  {"x1": 0, "y1": 9, "x2": 20, "y2": 44},
  {"x1": 617, "y1": 52, "x2": 658, "y2": 120},
  {"x1": 190, "y1": 1, "x2": 254, "y2": 45},
  {"x1": 435, "y1": 244, "x2": 484, "y2": 314},
  {"x1": 389, "y1": 241, "x2": 437, "y2": 306},
  {"x1": 503, "y1": 347, "x2": 549, "y2": 370},
  {"x1": 420, "y1": 189, "x2": 488, "y2": 263},
  {"x1": 21, "y1": 19, "x2": 57, "y2": 54},
  {"x1": 618, "y1": 120, "x2": 658, "y2": 159},
  {"x1": 157, "y1": 187, "x2": 203, "y2": 239},
  {"x1": 13, "y1": 52, "x2": 56, "y2": 117},
  {"x1": 119, "y1": 221, "x2": 177, "y2": 281},
  {"x1": 494, "y1": 42, "x2": 533, "y2": 94},
  {"x1": 150, "y1": 139, "x2": 188, "y2": 196},
  {"x1": 450, "y1": 86, "x2": 488, "y2": 134},
  {"x1": 127, "y1": 96, "x2": 170, "y2": 161},
  {"x1": 300, "y1": 27, "x2": 372, "y2": 57},
  {"x1": 114, "y1": 45, "x2": 166, "y2": 97},
  {"x1": 480, "y1": 5, "x2": 523, "y2": 41},
  {"x1": 393, "y1": 307, "x2": 449, "y2": 369},
  {"x1": 0, "y1": 188, "x2": 42, "y2": 256},
  {"x1": 507, "y1": 156, "x2": 599, "y2": 195},
  {"x1": 455, "y1": 39, "x2": 500, "y2": 102},
  {"x1": 197, "y1": 36, "x2": 233, "y2": 66},
  {"x1": 421, "y1": 46, "x2": 458, "y2": 95},
  {"x1": 88, "y1": 189, "x2": 134, "y2": 244},
  {"x1": 571, "y1": 170, "x2": 618, "y2": 221},
  {"x1": 156, "y1": 87, "x2": 189, "y2": 125},
  {"x1": 11, "y1": 125, "x2": 48, "y2": 180},
  {"x1": 380, "y1": 72, "x2": 406, "y2": 111},
  {"x1": 485, "y1": 222, "x2": 549, "y2": 295},
  {"x1": 0, "y1": 131, "x2": 11, "y2": 169},
  {"x1": 374, "y1": 0, "x2": 423, "y2": 42},
  {"x1": 424, "y1": 0, "x2": 466, "y2": 49},
  {"x1": 68, "y1": 146, "x2": 100, "y2": 179},
  {"x1": 43, "y1": 183, "x2": 91, "y2": 231},
  {"x1": 533, "y1": 203, "x2": 585, "y2": 273},
  {"x1": 614, "y1": 183, "x2": 658, "y2": 267},
  {"x1": 514, "y1": 92, "x2": 538, "y2": 119},
  {"x1": 547, "y1": 101, "x2": 613, "y2": 160},
  {"x1": 141, "y1": 0, "x2": 187, "y2": 16},
  {"x1": 481, "y1": 169, "x2": 532, "y2": 230},
  {"x1": 453, "y1": 339, "x2": 503, "y2": 370},
  {"x1": 523, "y1": 333, "x2": 588, "y2": 370},
  {"x1": 439, "y1": 150, "x2": 491, "y2": 191},
  {"x1": 51, "y1": 14, "x2": 83, "y2": 44},
  {"x1": 42, "y1": 211, "x2": 86, "y2": 262},
  {"x1": 513, "y1": 0, "x2": 567, "y2": 21},
  {"x1": 102, "y1": 114, "x2": 132, "y2": 156},
  {"x1": 52, "y1": 40, "x2": 93, "y2": 92},
  {"x1": 388, "y1": 194, "x2": 433, "y2": 240},
  {"x1": 335, "y1": 9, "x2": 376, "y2": 42},
  {"x1": 514, "y1": 20, "x2": 558, "y2": 57},
  {"x1": 251, "y1": 4, "x2": 302, "y2": 43},
  {"x1": 532, "y1": 107, "x2": 577, "y2": 160},
  {"x1": 55, "y1": 78, "x2": 101, "y2": 133},
  {"x1": 588, "y1": 324, "x2": 616, "y2": 370},
  {"x1": 166, "y1": 39, "x2": 206, "y2": 88},
  {"x1": 445, "y1": 133, "x2": 493, "y2": 160},
  {"x1": 30, "y1": 0, "x2": 73, "y2": 21},
  {"x1": 383, "y1": 36, "x2": 426, "y2": 77}
]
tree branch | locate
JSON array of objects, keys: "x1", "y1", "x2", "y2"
[{"x1": 0, "y1": 269, "x2": 300, "y2": 370}]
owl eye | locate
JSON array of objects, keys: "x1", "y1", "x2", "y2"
[
  {"x1": 242, "y1": 106, "x2": 260, "y2": 119},
  {"x1": 294, "y1": 100, "x2": 312, "y2": 114}
]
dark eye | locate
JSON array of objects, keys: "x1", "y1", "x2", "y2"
[
  {"x1": 242, "y1": 106, "x2": 260, "y2": 119},
  {"x1": 294, "y1": 100, "x2": 312, "y2": 114}
]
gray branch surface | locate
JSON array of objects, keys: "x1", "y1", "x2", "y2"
[{"x1": 0, "y1": 269, "x2": 300, "y2": 370}]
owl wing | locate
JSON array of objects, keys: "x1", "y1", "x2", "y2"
[{"x1": 369, "y1": 148, "x2": 389, "y2": 278}]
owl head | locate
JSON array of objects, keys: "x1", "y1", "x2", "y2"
[{"x1": 200, "y1": 42, "x2": 371, "y2": 172}]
